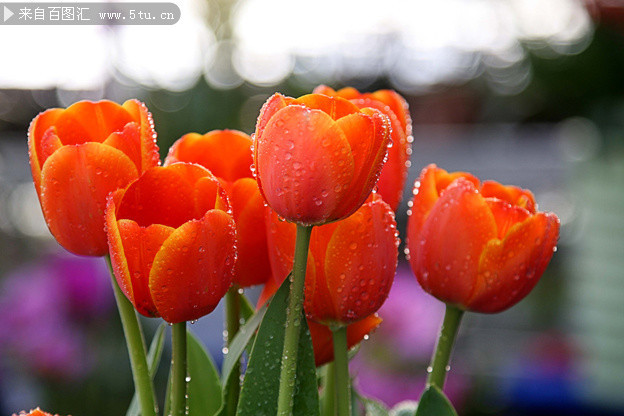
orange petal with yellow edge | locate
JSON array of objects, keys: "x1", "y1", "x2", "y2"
[
  {"x1": 414, "y1": 178, "x2": 497, "y2": 305},
  {"x1": 102, "y1": 122, "x2": 142, "y2": 172},
  {"x1": 255, "y1": 105, "x2": 354, "y2": 224},
  {"x1": 40, "y1": 142, "x2": 138, "y2": 256},
  {"x1": 467, "y1": 212, "x2": 560, "y2": 313},
  {"x1": 293, "y1": 94, "x2": 361, "y2": 120},
  {"x1": 150, "y1": 209, "x2": 236, "y2": 323},
  {"x1": 54, "y1": 101, "x2": 134, "y2": 145},
  {"x1": 28, "y1": 108, "x2": 64, "y2": 193},
  {"x1": 254, "y1": 93, "x2": 291, "y2": 139},
  {"x1": 481, "y1": 180, "x2": 536, "y2": 213},
  {"x1": 116, "y1": 219, "x2": 174, "y2": 317},
  {"x1": 121, "y1": 99, "x2": 160, "y2": 172}
]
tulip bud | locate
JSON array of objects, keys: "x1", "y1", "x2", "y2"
[
  {"x1": 28, "y1": 100, "x2": 160, "y2": 256},
  {"x1": 406, "y1": 164, "x2": 560, "y2": 313},
  {"x1": 253, "y1": 93, "x2": 391, "y2": 225}
]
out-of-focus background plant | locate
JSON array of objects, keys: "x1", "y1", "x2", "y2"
[{"x1": 1, "y1": 0, "x2": 623, "y2": 415}]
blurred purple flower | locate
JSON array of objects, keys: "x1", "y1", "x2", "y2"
[
  {"x1": 0, "y1": 251, "x2": 113, "y2": 380},
  {"x1": 349, "y1": 263, "x2": 467, "y2": 408}
]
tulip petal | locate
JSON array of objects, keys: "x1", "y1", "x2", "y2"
[
  {"x1": 165, "y1": 130, "x2": 253, "y2": 182},
  {"x1": 351, "y1": 97, "x2": 409, "y2": 211},
  {"x1": 229, "y1": 178, "x2": 271, "y2": 287},
  {"x1": 369, "y1": 90, "x2": 412, "y2": 136},
  {"x1": 320, "y1": 197, "x2": 397, "y2": 324},
  {"x1": 414, "y1": 178, "x2": 497, "y2": 305},
  {"x1": 468, "y1": 212, "x2": 560, "y2": 313},
  {"x1": 122, "y1": 99, "x2": 161, "y2": 172},
  {"x1": 293, "y1": 94, "x2": 360, "y2": 120},
  {"x1": 256, "y1": 105, "x2": 354, "y2": 224},
  {"x1": 254, "y1": 93, "x2": 291, "y2": 139},
  {"x1": 116, "y1": 165, "x2": 211, "y2": 229},
  {"x1": 28, "y1": 108, "x2": 64, "y2": 193},
  {"x1": 407, "y1": 165, "x2": 480, "y2": 248},
  {"x1": 481, "y1": 180, "x2": 536, "y2": 213},
  {"x1": 54, "y1": 101, "x2": 134, "y2": 145},
  {"x1": 150, "y1": 209, "x2": 236, "y2": 323},
  {"x1": 40, "y1": 142, "x2": 138, "y2": 256},
  {"x1": 116, "y1": 219, "x2": 175, "y2": 317},
  {"x1": 102, "y1": 122, "x2": 142, "y2": 172},
  {"x1": 331, "y1": 108, "x2": 390, "y2": 220},
  {"x1": 486, "y1": 198, "x2": 531, "y2": 239}
]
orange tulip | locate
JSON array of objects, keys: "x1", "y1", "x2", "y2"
[
  {"x1": 165, "y1": 130, "x2": 271, "y2": 287},
  {"x1": 314, "y1": 86, "x2": 412, "y2": 211},
  {"x1": 106, "y1": 163, "x2": 236, "y2": 323},
  {"x1": 12, "y1": 409, "x2": 64, "y2": 416},
  {"x1": 264, "y1": 193, "x2": 399, "y2": 325},
  {"x1": 253, "y1": 92, "x2": 391, "y2": 225},
  {"x1": 406, "y1": 164, "x2": 560, "y2": 313},
  {"x1": 28, "y1": 99, "x2": 160, "y2": 256}
]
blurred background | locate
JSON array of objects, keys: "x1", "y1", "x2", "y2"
[{"x1": 1, "y1": 0, "x2": 624, "y2": 414}]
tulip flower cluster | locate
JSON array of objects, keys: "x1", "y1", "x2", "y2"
[{"x1": 24, "y1": 84, "x2": 559, "y2": 416}]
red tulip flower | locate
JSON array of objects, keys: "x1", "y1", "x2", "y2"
[
  {"x1": 253, "y1": 93, "x2": 391, "y2": 225},
  {"x1": 264, "y1": 194, "x2": 398, "y2": 325},
  {"x1": 106, "y1": 163, "x2": 236, "y2": 323},
  {"x1": 314, "y1": 86, "x2": 412, "y2": 211},
  {"x1": 406, "y1": 164, "x2": 560, "y2": 313},
  {"x1": 28, "y1": 100, "x2": 160, "y2": 256},
  {"x1": 12, "y1": 409, "x2": 62, "y2": 416},
  {"x1": 165, "y1": 130, "x2": 271, "y2": 287}
]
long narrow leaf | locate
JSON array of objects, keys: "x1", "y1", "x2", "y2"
[{"x1": 236, "y1": 277, "x2": 319, "y2": 416}]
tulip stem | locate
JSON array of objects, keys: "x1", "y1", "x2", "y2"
[
  {"x1": 171, "y1": 321, "x2": 187, "y2": 416},
  {"x1": 276, "y1": 224, "x2": 313, "y2": 416},
  {"x1": 225, "y1": 286, "x2": 241, "y2": 415},
  {"x1": 331, "y1": 325, "x2": 351, "y2": 416},
  {"x1": 105, "y1": 256, "x2": 158, "y2": 416},
  {"x1": 427, "y1": 304, "x2": 464, "y2": 390},
  {"x1": 322, "y1": 362, "x2": 336, "y2": 416}
]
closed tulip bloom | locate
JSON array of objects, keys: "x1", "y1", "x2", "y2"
[
  {"x1": 265, "y1": 194, "x2": 399, "y2": 325},
  {"x1": 12, "y1": 409, "x2": 63, "y2": 416},
  {"x1": 106, "y1": 163, "x2": 236, "y2": 323},
  {"x1": 314, "y1": 86, "x2": 412, "y2": 211},
  {"x1": 254, "y1": 93, "x2": 391, "y2": 225},
  {"x1": 165, "y1": 130, "x2": 271, "y2": 287},
  {"x1": 28, "y1": 100, "x2": 160, "y2": 256},
  {"x1": 406, "y1": 164, "x2": 560, "y2": 313}
]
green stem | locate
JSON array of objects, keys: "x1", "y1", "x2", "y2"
[
  {"x1": 171, "y1": 321, "x2": 188, "y2": 416},
  {"x1": 427, "y1": 304, "x2": 464, "y2": 390},
  {"x1": 276, "y1": 224, "x2": 313, "y2": 416},
  {"x1": 225, "y1": 286, "x2": 241, "y2": 416},
  {"x1": 106, "y1": 256, "x2": 158, "y2": 416},
  {"x1": 322, "y1": 363, "x2": 336, "y2": 416},
  {"x1": 332, "y1": 326, "x2": 351, "y2": 416}
]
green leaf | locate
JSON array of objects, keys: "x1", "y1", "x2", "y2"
[
  {"x1": 214, "y1": 304, "x2": 267, "y2": 416},
  {"x1": 126, "y1": 323, "x2": 166, "y2": 416},
  {"x1": 186, "y1": 330, "x2": 223, "y2": 416},
  {"x1": 236, "y1": 277, "x2": 319, "y2": 416},
  {"x1": 239, "y1": 292, "x2": 255, "y2": 322},
  {"x1": 414, "y1": 386, "x2": 457, "y2": 416},
  {"x1": 389, "y1": 400, "x2": 419, "y2": 416}
]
